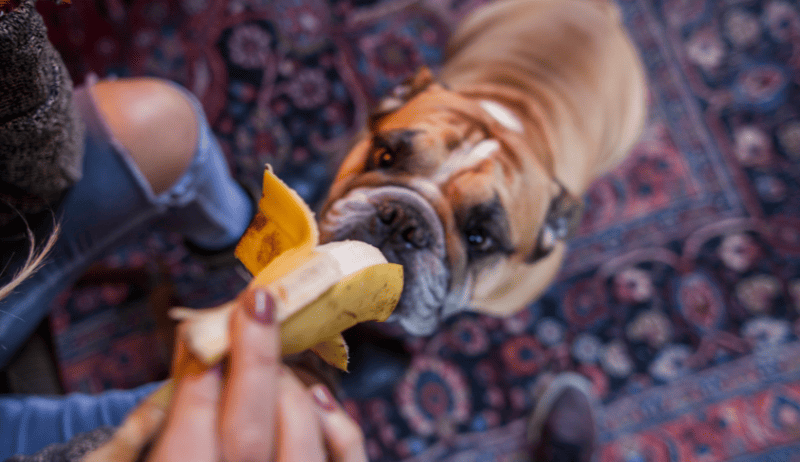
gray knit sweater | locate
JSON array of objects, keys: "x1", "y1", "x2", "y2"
[
  {"x1": 0, "y1": 0, "x2": 84, "y2": 228},
  {"x1": 0, "y1": 3, "x2": 101, "y2": 461}
]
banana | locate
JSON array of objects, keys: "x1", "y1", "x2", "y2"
[
  {"x1": 171, "y1": 167, "x2": 404, "y2": 371},
  {"x1": 85, "y1": 167, "x2": 403, "y2": 462}
]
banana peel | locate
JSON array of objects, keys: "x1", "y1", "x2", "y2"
[
  {"x1": 172, "y1": 166, "x2": 404, "y2": 371},
  {"x1": 235, "y1": 165, "x2": 317, "y2": 276}
]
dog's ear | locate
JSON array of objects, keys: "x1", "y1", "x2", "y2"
[
  {"x1": 370, "y1": 67, "x2": 437, "y2": 126},
  {"x1": 407, "y1": 66, "x2": 436, "y2": 93},
  {"x1": 526, "y1": 184, "x2": 584, "y2": 263}
]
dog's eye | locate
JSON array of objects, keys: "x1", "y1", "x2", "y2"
[
  {"x1": 465, "y1": 227, "x2": 497, "y2": 257},
  {"x1": 371, "y1": 130, "x2": 416, "y2": 169},
  {"x1": 376, "y1": 147, "x2": 396, "y2": 168}
]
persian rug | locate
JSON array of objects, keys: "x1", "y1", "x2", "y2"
[{"x1": 38, "y1": 0, "x2": 800, "y2": 460}]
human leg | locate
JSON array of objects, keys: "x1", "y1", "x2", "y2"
[
  {"x1": 0, "y1": 75, "x2": 254, "y2": 368},
  {"x1": 91, "y1": 78, "x2": 198, "y2": 197},
  {"x1": 89, "y1": 76, "x2": 255, "y2": 251}
]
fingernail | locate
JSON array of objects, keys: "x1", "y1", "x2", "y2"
[
  {"x1": 246, "y1": 289, "x2": 274, "y2": 324},
  {"x1": 311, "y1": 385, "x2": 338, "y2": 412}
]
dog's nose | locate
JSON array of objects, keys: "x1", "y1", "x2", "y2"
[{"x1": 377, "y1": 202, "x2": 431, "y2": 249}]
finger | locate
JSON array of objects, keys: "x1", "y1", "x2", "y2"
[
  {"x1": 310, "y1": 385, "x2": 368, "y2": 462},
  {"x1": 84, "y1": 381, "x2": 173, "y2": 462},
  {"x1": 147, "y1": 330, "x2": 221, "y2": 462},
  {"x1": 275, "y1": 367, "x2": 327, "y2": 462},
  {"x1": 220, "y1": 289, "x2": 280, "y2": 462}
]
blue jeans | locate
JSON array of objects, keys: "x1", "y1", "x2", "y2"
[
  {"x1": 0, "y1": 381, "x2": 162, "y2": 460},
  {"x1": 0, "y1": 76, "x2": 253, "y2": 458}
]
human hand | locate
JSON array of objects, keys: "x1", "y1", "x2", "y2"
[{"x1": 85, "y1": 289, "x2": 367, "y2": 462}]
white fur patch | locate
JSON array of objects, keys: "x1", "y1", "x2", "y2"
[
  {"x1": 479, "y1": 100, "x2": 524, "y2": 133},
  {"x1": 433, "y1": 139, "x2": 500, "y2": 185}
]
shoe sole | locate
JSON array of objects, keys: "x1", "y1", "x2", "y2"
[{"x1": 526, "y1": 371, "x2": 596, "y2": 447}]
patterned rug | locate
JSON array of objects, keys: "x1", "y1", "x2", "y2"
[{"x1": 38, "y1": 0, "x2": 800, "y2": 460}]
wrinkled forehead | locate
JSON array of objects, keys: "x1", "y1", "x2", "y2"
[
  {"x1": 444, "y1": 143, "x2": 554, "y2": 214},
  {"x1": 375, "y1": 89, "x2": 533, "y2": 179},
  {"x1": 369, "y1": 86, "x2": 556, "y2": 233},
  {"x1": 375, "y1": 86, "x2": 524, "y2": 131},
  {"x1": 376, "y1": 94, "x2": 464, "y2": 132}
]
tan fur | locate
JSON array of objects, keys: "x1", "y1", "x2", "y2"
[
  {"x1": 322, "y1": 0, "x2": 647, "y2": 321},
  {"x1": 441, "y1": 0, "x2": 646, "y2": 314},
  {"x1": 442, "y1": 0, "x2": 647, "y2": 193}
]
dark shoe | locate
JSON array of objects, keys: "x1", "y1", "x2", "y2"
[
  {"x1": 527, "y1": 372, "x2": 596, "y2": 462},
  {"x1": 183, "y1": 237, "x2": 250, "y2": 273},
  {"x1": 183, "y1": 178, "x2": 259, "y2": 273}
]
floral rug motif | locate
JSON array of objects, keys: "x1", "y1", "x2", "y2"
[{"x1": 39, "y1": 0, "x2": 800, "y2": 460}]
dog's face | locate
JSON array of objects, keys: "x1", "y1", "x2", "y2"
[{"x1": 319, "y1": 69, "x2": 583, "y2": 335}]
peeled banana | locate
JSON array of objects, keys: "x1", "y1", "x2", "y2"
[
  {"x1": 172, "y1": 167, "x2": 404, "y2": 371},
  {"x1": 85, "y1": 167, "x2": 402, "y2": 462}
]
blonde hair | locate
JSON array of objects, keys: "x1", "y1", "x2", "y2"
[{"x1": 0, "y1": 226, "x2": 59, "y2": 301}]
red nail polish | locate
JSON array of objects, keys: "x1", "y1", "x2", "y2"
[
  {"x1": 311, "y1": 385, "x2": 337, "y2": 412},
  {"x1": 246, "y1": 289, "x2": 274, "y2": 324}
]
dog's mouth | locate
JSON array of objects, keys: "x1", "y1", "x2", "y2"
[{"x1": 319, "y1": 186, "x2": 450, "y2": 335}]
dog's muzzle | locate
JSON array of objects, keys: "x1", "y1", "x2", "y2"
[{"x1": 319, "y1": 186, "x2": 450, "y2": 335}]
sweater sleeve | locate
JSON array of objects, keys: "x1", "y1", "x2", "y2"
[{"x1": 0, "y1": 0, "x2": 84, "y2": 226}]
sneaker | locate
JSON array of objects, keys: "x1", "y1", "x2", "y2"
[{"x1": 527, "y1": 372, "x2": 596, "y2": 462}]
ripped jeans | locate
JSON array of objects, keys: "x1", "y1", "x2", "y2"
[{"x1": 0, "y1": 77, "x2": 253, "y2": 459}]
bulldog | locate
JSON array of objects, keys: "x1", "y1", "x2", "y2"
[{"x1": 318, "y1": 0, "x2": 647, "y2": 335}]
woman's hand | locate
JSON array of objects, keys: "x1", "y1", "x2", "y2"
[{"x1": 86, "y1": 289, "x2": 367, "y2": 462}]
